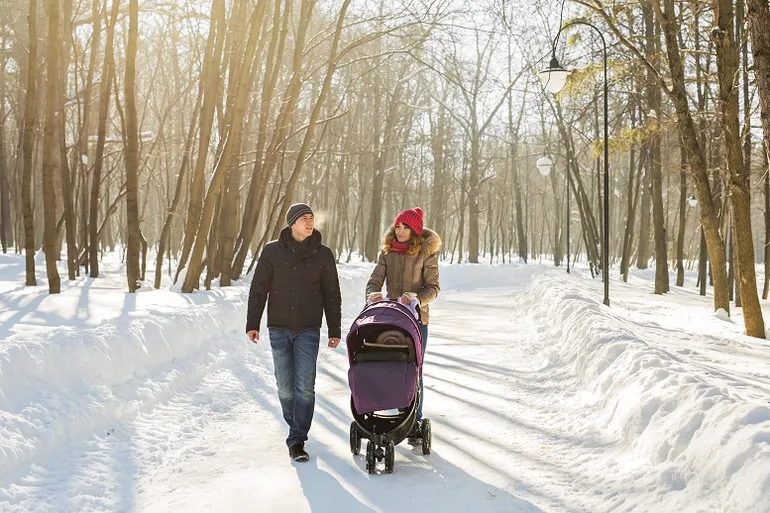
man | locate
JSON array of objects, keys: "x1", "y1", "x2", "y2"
[{"x1": 246, "y1": 203, "x2": 342, "y2": 462}]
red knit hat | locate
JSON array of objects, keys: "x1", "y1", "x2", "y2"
[{"x1": 394, "y1": 207, "x2": 424, "y2": 236}]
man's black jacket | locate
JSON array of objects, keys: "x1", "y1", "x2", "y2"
[{"x1": 246, "y1": 227, "x2": 342, "y2": 339}]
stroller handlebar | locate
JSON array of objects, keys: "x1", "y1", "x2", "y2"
[{"x1": 365, "y1": 298, "x2": 421, "y2": 321}]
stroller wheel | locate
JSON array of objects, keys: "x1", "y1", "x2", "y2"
[
  {"x1": 365, "y1": 440, "x2": 376, "y2": 474},
  {"x1": 384, "y1": 441, "x2": 395, "y2": 473},
  {"x1": 349, "y1": 422, "x2": 361, "y2": 455},
  {"x1": 421, "y1": 419, "x2": 432, "y2": 455}
]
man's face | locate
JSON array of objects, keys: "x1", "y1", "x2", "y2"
[{"x1": 291, "y1": 213, "x2": 314, "y2": 240}]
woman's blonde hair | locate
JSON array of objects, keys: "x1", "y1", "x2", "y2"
[{"x1": 383, "y1": 229, "x2": 424, "y2": 257}]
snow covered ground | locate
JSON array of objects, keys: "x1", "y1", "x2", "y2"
[{"x1": 1, "y1": 251, "x2": 769, "y2": 512}]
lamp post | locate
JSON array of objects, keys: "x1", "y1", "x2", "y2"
[
  {"x1": 539, "y1": 21, "x2": 609, "y2": 306},
  {"x1": 535, "y1": 155, "x2": 570, "y2": 273}
]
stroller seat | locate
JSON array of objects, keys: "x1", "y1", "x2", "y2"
[{"x1": 355, "y1": 329, "x2": 416, "y2": 363}]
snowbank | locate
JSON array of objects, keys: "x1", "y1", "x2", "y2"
[{"x1": 520, "y1": 271, "x2": 770, "y2": 512}]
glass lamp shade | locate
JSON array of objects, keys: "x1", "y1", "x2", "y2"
[
  {"x1": 536, "y1": 156, "x2": 553, "y2": 176},
  {"x1": 539, "y1": 56, "x2": 569, "y2": 94}
]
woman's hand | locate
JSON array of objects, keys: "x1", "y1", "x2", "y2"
[{"x1": 400, "y1": 292, "x2": 419, "y2": 305}]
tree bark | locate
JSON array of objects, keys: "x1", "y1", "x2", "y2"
[
  {"x1": 745, "y1": 0, "x2": 770, "y2": 159},
  {"x1": 182, "y1": 0, "x2": 269, "y2": 292},
  {"x1": 654, "y1": 0, "x2": 730, "y2": 313},
  {"x1": 22, "y1": 0, "x2": 39, "y2": 285},
  {"x1": 275, "y1": 0, "x2": 352, "y2": 244},
  {"x1": 124, "y1": 0, "x2": 141, "y2": 292},
  {"x1": 175, "y1": 0, "x2": 226, "y2": 283},
  {"x1": 712, "y1": 0, "x2": 765, "y2": 337},
  {"x1": 644, "y1": 1, "x2": 668, "y2": 293},
  {"x1": 89, "y1": 0, "x2": 120, "y2": 278},
  {"x1": 76, "y1": 0, "x2": 102, "y2": 273},
  {"x1": 676, "y1": 141, "x2": 687, "y2": 287},
  {"x1": 763, "y1": 146, "x2": 770, "y2": 300},
  {"x1": 154, "y1": 90, "x2": 201, "y2": 289},
  {"x1": 57, "y1": 2, "x2": 77, "y2": 280},
  {"x1": 42, "y1": 0, "x2": 62, "y2": 293},
  {"x1": 0, "y1": 70, "x2": 9, "y2": 253}
]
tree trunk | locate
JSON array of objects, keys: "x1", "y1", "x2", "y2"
[
  {"x1": 712, "y1": 0, "x2": 765, "y2": 337},
  {"x1": 763, "y1": 147, "x2": 770, "y2": 300},
  {"x1": 182, "y1": 0, "x2": 269, "y2": 293},
  {"x1": 621, "y1": 99, "x2": 640, "y2": 280},
  {"x1": 57, "y1": 6, "x2": 77, "y2": 281},
  {"x1": 676, "y1": 142, "x2": 687, "y2": 287},
  {"x1": 175, "y1": 0, "x2": 226, "y2": 283},
  {"x1": 554, "y1": 102, "x2": 601, "y2": 273},
  {"x1": 275, "y1": 0, "x2": 351, "y2": 240},
  {"x1": 76, "y1": 0, "x2": 102, "y2": 273},
  {"x1": 428, "y1": 96, "x2": 448, "y2": 241},
  {"x1": 22, "y1": 0, "x2": 39, "y2": 285},
  {"x1": 654, "y1": 0, "x2": 729, "y2": 313},
  {"x1": 42, "y1": 0, "x2": 62, "y2": 293},
  {"x1": 230, "y1": 0, "x2": 287, "y2": 280},
  {"x1": 0, "y1": 82, "x2": 9, "y2": 253},
  {"x1": 124, "y1": 0, "x2": 141, "y2": 292},
  {"x1": 510, "y1": 89, "x2": 527, "y2": 263},
  {"x1": 89, "y1": 0, "x2": 120, "y2": 278},
  {"x1": 745, "y1": 0, "x2": 770, "y2": 160},
  {"x1": 644, "y1": 1, "x2": 668, "y2": 293},
  {"x1": 154, "y1": 91, "x2": 201, "y2": 288}
]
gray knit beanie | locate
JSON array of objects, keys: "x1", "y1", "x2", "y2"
[{"x1": 286, "y1": 203, "x2": 314, "y2": 226}]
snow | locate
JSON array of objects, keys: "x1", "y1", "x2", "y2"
[{"x1": 1, "y1": 251, "x2": 769, "y2": 512}]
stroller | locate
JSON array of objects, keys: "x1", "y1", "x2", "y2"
[{"x1": 346, "y1": 299, "x2": 432, "y2": 474}]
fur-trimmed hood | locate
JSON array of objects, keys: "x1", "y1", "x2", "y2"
[{"x1": 382, "y1": 227, "x2": 442, "y2": 256}]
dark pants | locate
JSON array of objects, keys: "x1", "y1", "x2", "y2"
[
  {"x1": 268, "y1": 327, "x2": 320, "y2": 447},
  {"x1": 417, "y1": 323, "x2": 428, "y2": 420}
]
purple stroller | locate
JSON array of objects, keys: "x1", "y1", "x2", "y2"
[{"x1": 346, "y1": 300, "x2": 432, "y2": 474}]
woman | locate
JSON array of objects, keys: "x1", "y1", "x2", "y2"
[{"x1": 366, "y1": 207, "x2": 441, "y2": 440}]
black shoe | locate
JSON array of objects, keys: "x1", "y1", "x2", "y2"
[
  {"x1": 289, "y1": 443, "x2": 309, "y2": 462},
  {"x1": 407, "y1": 436, "x2": 421, "y2": 446}
]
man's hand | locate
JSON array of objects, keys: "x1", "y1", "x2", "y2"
[
  {"x1": 400, "y1": 292, "x2": 419, "y2": 305},
  {"x1": 367, "y1": 291, "x2": 383, "y2": 303},
  {"x1": 247, "y1": 330, "x2": 259, "y2": 343},
  {"x1": 328, "y1": 337, "x2": 341, "y2": 348}
]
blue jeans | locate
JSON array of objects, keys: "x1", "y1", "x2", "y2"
[
  {"x1": 268, "y1": 328, "x2": 320, "y2": 447},
  {"x1": 417, "y1": 323, "x2": 428, "y2": 420}
]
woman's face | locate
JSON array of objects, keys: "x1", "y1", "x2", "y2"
[{"x1": 395, "y1": 223, "x2": 412, "y2": 243}]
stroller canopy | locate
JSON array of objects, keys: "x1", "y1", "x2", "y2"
[{"x1": 346, "y1": 301, "x2": 424, "y2": 368}]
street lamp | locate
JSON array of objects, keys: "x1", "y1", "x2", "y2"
[
  {"x1": 688, "y1": 194, "x2": 698, "y2": 207},
  {"x1": 536, "y1": 156, "x2": 553, "y2": 176},
  {"x1": 535, "y1": 154, "x2": 571, "y2": 274},
  {"x1": 539, "y1": 21, "x2": 610, "y2": 306},
  {"x1": 538, "y1": 56, "x2": 571, "y2": 95}
]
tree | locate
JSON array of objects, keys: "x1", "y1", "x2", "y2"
[
  {"x1": 124, "y1": 0, "x2": 141, "y2": 292},
  {"x1": 21, "y1": 0, "x2": 38, "y2": 285},
  {"x1": 712, "y1": 0, "x2": 765, "y2": 338},
  {"x1": 42, "y1": 0, "x2": 62, "y2": 293},
  {"x1": 181, "y1": 0, "x2": 271, "y2": 292},
  {"x1": 89, "y1": 0, "x2": 120, "y2": 278}
]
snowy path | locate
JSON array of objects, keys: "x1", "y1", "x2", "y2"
[{"x1": 1, "y1": 255, "x2": 769, "y2": 512}]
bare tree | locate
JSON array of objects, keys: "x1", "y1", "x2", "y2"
[
  {"x1": 124, "y1": 0, "x2": 141, "y2": 291},
  {"x1": 89, "y1": 0, "x2": 119, "y2": 278},
  {"x1": 182, "y1": 0, "x2": 271, "y2": 292},
  {"x1": 712, "y1": 0, "x2": 765, "y2": 337},
  {"x1": 21, "y1": 0, "x2": 38, "y2": 285},
  {"x1": 42, "y1": 0, "x2": 62, "y2": 293}
]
